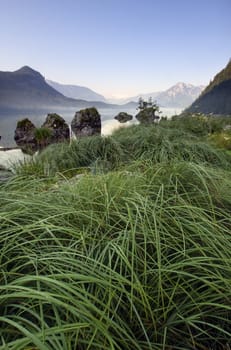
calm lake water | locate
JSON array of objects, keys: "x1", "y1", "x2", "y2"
[{"x1": 0, "y1": 107, "x2": 182, "y2": 148}]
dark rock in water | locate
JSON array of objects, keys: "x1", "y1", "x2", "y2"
[
  {"x1": 41, "y1": 113, "x2": 69, "y2": 144},
  {"x1": 114, "y1": 112, "x2": 133, "y2": 123},
  {"x1": 14, "y1": 118, "x2": 37, "y2": 154},
  {"x1": 135, "y1": 108, "x2": 160, "y2": 124},
  {"x1": 14, "y1": 114, "x2": 70, "y2": 154},
  {"x1": 71, "y1": 107, "x2": 101, "y2": 137}
]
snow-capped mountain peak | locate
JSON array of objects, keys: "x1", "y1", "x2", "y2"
[
  {"x1": 155, "y1": 83, "x2": 205, "y2": 108},
  {"x1": 165, "y1": 82, "x2": 203, "y2": 97},
  {"x1": 106, "y1": 83, "x2": 205, "y2": 108}
]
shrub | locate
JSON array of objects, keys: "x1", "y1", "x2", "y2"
[{"x1": 209, "y1": 131, "x2": 231, "y2": 150}]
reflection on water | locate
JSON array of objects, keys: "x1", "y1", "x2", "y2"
[{"x1": 0, "y1": 107, "x2": 182, "y2": 148}]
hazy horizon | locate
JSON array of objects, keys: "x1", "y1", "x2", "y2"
[{"x1": 0, "y1": 0, "x2": 230, "y2": 98}]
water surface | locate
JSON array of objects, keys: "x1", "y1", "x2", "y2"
[{"x1": 0, "y1": 107, "x2": 181, "y2": 148}]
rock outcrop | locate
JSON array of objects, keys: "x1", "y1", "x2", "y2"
[
  {"x1": 114, "y1": 112, "x2": 133, "y2": 123},
  {"x1": 14, "y1": 118, "x2": 37, "y2": 154},
  {"x1": 41, "y1": 113, "x2": 69, "y2": 143},
  {"x1": 71, "y1": 108, "x2": 101, "y2": 137},
  {"x1": 14, "y1": 109, "x2": 102, "y2": 154},
  {"x1": 14, "y1": 113, "x2": 70, "y2": 154}
]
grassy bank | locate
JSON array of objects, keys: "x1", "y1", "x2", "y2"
[{"x1": 1, "y1": 116, "x2": 231, "y2": 349}]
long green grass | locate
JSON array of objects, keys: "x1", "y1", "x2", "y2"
[
  {"x1": 1, "y1": 120, "x2": 231, "y2": 348},
  {"x1": 1, "y1": 158, "x2": 231, "y2": 349},
  {"x1": 17, "y1": 124, "x2": 231, "y2": 177},
  {"x1": 112, "y1": 124, "x2": 231, "y2": 168},
  {"x1": 16, "y1": 135, "x2": 124, "y2": 177}
]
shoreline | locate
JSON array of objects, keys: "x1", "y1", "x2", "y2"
[
  {"x1": 0, "y1": 147, "x2": 20, "y2": 151},
  {"x1": 0, "y1": 148, "x2": 31, "y2": 171}
]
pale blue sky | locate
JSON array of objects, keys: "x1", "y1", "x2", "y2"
[{"x1": 0, "y1": 0, "x2": 230, "y2": 97}]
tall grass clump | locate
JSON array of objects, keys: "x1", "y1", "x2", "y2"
[
  {"x1": 1, "y1": 161, "x2": 231, "y2": 349},
  {"x1": 16, "y1": 135, "x2": 124, "y2": 177},
  {"x1": 165, "y1": 114, "x2": 230, "y2": 136},
  {"x1": 112, "y1": 124, "x2": 231, "y2": 168},
  {"x1": 112, "y1": 124, "x2": 193, "y2": 159},
  {"x1": 17, "y1": 123, "x2": 231, "y2": 179}
]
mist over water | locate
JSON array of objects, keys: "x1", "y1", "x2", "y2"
[{"x1": 0, "y1": 107, "x2": 182, "y2": 148}]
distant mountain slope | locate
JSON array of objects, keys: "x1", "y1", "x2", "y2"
[
  {"x1": 47, "y1": 80, "x2": 106, "y2": 102},
  {"x1": 107, "y1": 92, "x2": 160, "y2": 105},
  {"x1": 0, "y1": 66, "x2": 75, "y2": 109},
  {"x1": 157, "y1": 82, "x2": 204, "y2": 108},
  {"x1": 108, "y1": 83, "x2": 204, "y2": 108},
  {"x1": 185, "y1": 60, "x2": 231, "y2": 115},
  {"x1": 0, "y1": 66, "x2": 121, "y2": 112},
  {"x1": 202, "y1": 60, "x2": 231, "y2": 96}
]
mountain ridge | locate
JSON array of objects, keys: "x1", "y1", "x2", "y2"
[
  {"x1": 0, "y1": 66, "x2": 73, "y2": 109},
  {"x1": 202, "y1": 60, "x2": 231, "y2": 96},
  {"x1": 46, "y1": 79, "x2": 107, "y2": 102},
  {"x1": 0, "y1": 66, "x2": 126, "y2": 112},
  {"x1": 0, "y1": 65, "x2": 205, "y2": 112},
  {"x1": 107, "y1": 82, "x2": 205, "y2": 108},
  {"x1": 157, "y1": 82, "x2": 205, "y2": 108},
  {"x1": 185, "y1": 60, "x2": 231, "y2": 115}
]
